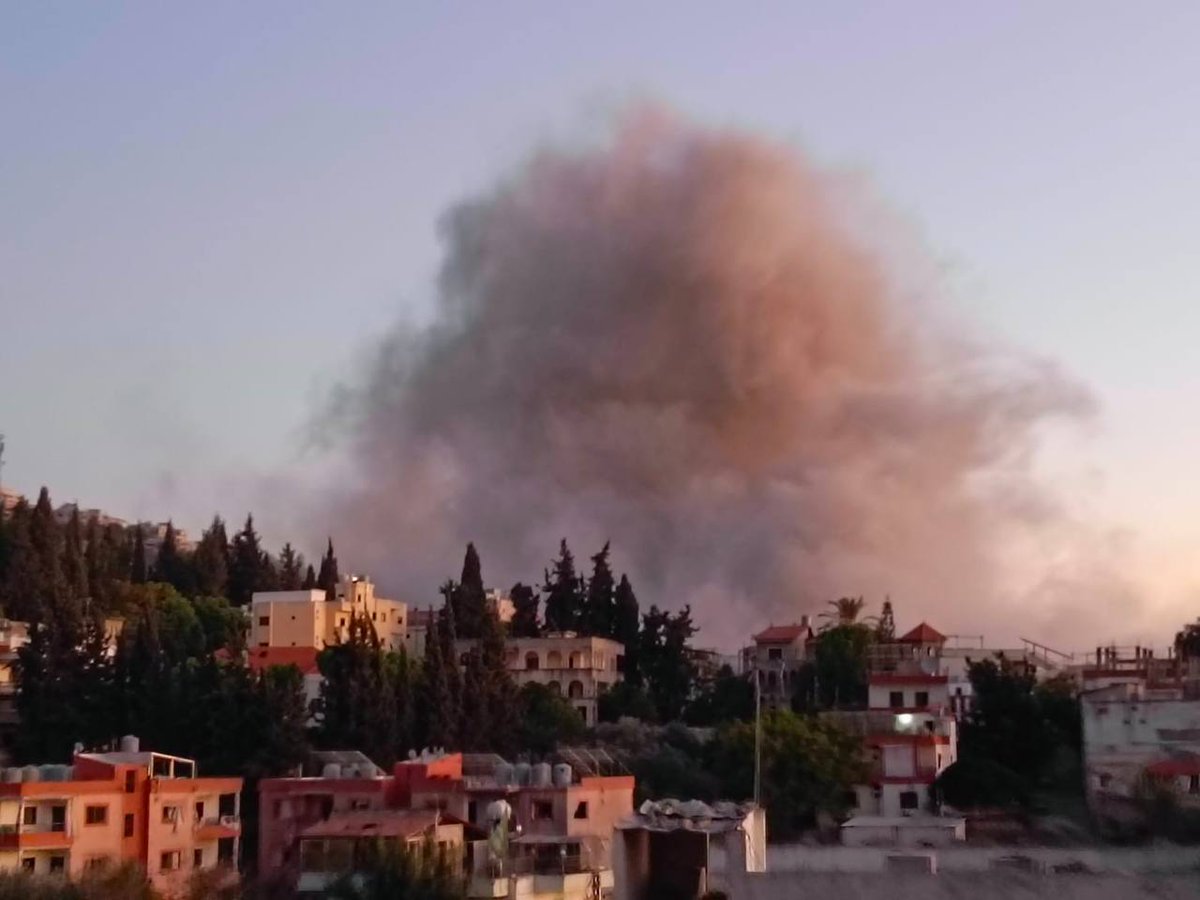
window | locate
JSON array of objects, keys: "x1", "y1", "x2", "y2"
[
  {"x1": 532, "y1": 800, "x2": 554, "y2": 821},
  {"x1": 22, "y1": 806, "x2": 36, "y2": 826},
  {"x1": 217, "y1": 838, "x2": 235, "y2": 865},
  {"x1": 124, "y1": 814, "x2": 135, "y2": 837},
  {"x1": 568, "y1": 680, "x2": 584, "y2": 699},
  {"x1": 900, "y1": 791, "x2": 920, "y2": 810},
  {"x1": 889, "y1": 691, "x2": 904, "y2": 709},
  {"x1": 161, "y1": 851, "x2": 181, "y2": 871},
  {"x1": 85, "y1": 805, "x2": 108, "y2": 825},
  {"x1": 573, "y1": 801, "x2": 589, "y2": 819},
  {"x1": 162, "y1": 805, "x2": 179, "y2": 824},
  {"x1": 577, "y1": 705, "x2": 588, "y2": 723},
  {"x1": 372, "y1": 612, "x2": 377, "y2": 621},
  {"x1": 195, "y1": 801, "x2": 205, "y2": 822},
  {"x1": 49, "y1": 856, "x2": 65, "y2": 874},
  {"x1": 50, "y1": 806, "x2": 65, "y2": 832},
  {"x1": 768, "y1": 648, "x2": 783, "y2": 661},
  {"x1": 915, "y1": 691, "x2": 929, "y2": 708},
  {"x1": 258, "y1": 616, "x2": 270, "y2": 626},
  {"x1": 350, "y1": 799, "x2": 370, "y2": 811},
  {"x1": 125, "y1": 771, "x2": 137, "y2": 793},
  {"x1": 468, "y1": 801, "x2": 478, "y2": 823},
  {"x1": 194, "y1": 848, "x2": 204, "y2": 868},
  {"x1": 85, "y1": 857, "x2": 109, "y2": 871},
  {"x1": 525, "y1": 652, "x2": 540, "y2": 670},
  {"x1": 547, "y1": 681, "x2": 561, "y2": 696},
  {"x1": 1191, "y1": 775, "x2": 1200, "y2": 795},
  {"x1": 20, "y1": 859, "x2": 34, "y2": 873}
]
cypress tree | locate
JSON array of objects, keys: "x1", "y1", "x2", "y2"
[
  {"x1": 279, "y1": 543, "x2": 304, "y2": 590},
  {"x1": 417, "y1": 608, "x2": 455, "y2": 749},
  {"x1": 0, "y1": 500, "x2": 38, "y2": 620},
  {"x1": 152, "y1": 520, "x2": 194, "y2": 595},
  {"x1": 302, "y1": 563, "x2": 317, "y2": 590},
  {"x1": 29, "y1": 488, "x2": 63, "y2": 611},
  {"x1": 192, "y1": 515, "x2": 230, "y2": 598},
  {"x1": 459, "y1": 648, "x2": 489, "y2": 750},
  {"x1": 317, "y1": 538, "x2": 340, "y2": 601},
  {"x1": 509, "y1": 582, "x2": 540, "y2": 638},
  {"x1": 62, "y1": 506, "x2": 88, "y2": 603},
  {"x1": 315, "y1": 612, "x2": 397, "y2": 766},
  {"x1": 83, "y1": 514, "x2": 105, "y2": 608},
  {"x1": 228, "y1": 515, "x2": 268, "y2": 605},
  {"x1": 452, "y1": 543, "x2": 488, "y2": 639},
  {"x1": 392, "y1": 649, "x2": 416, "y2": 756},
  {"x1": 479, "y1": 605, "x2": 518, "y2": 755},
  {"x1": 582, "y1": 542, "x2": 616, "y2": 638},
  {"x1": 614, "y1": 574, "x2": 641, "y2": 684},
  {"x1": 877, "y1": 600, "x2": 896, "y2": 641},
  {"x1": 542, "y1": 539, "x2": 583, "y2": 633},
  {"x1": 130, "y1": 524, "x2": 148, "y2": 585}
]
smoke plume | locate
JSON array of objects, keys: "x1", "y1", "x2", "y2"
[{"x1": 321, "y1": 108, "x2": 1097, "y2": 645}]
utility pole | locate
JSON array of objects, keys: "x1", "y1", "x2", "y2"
[
  {"x1": 753, "y1": 666, "x2": 762, "y2": 807},
  {"x1": 0, "y1": 433, "x2": 6, "y2": 489}
]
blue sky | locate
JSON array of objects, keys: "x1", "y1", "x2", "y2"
[{"x1": 3, "y1": 2, "x2": 1199, "y2": 629}]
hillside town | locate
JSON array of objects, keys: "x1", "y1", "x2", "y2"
[{"x1": 0, "y1": 485, "x2": 1199, "y2": 899}]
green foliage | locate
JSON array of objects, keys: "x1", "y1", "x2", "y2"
[
  {"x1": 684, "y1": 665, "x2": 754, "y2": 726},
  {"x1": 325, "y1": 837, "x2": 465, "y2": 900},
  {"x1": 193, "y1": 595, "x2": 247, "y2": 653},
  {"x1": 228, "y1": 515, "x2": 276, "y2": 605},
  {"x1": 594, "y1": 720, "x2": 720, "y2": 803},
  {"x1": 130, "y1": 524, "x2": 147, "y2": 585},
  {"x1": 448, "y1": 543, "x2": 488, "y2": 639},
  {"x1": 792, "y1": 623, "x2": 873, "y2": 711},
  {"x1": 598, "y1": 681, "x2": 658, "y2": 723},
  {"x1": 317, "y1": 538, "x2": 340, "y2": 601},
  {"x1": 707, "y1": 710, "x2": 867, "y2": 839},
  {"x1": 316, "y1": 613, "x2": 398, "y2": 766},
  {"x1": 517, "y1": 682, "x2": 585, "y2": 754},
  {"x1": 638, "y1": 605, "x2": 697, "y2": 722},
  {"x1": 0, "y1": 862, "x2": 158, "y2": 899},
  {"x1": 278, "y1": 542, "x2": 304, "y2": 591},
  {"x1": 542, "y1": 539, "x2": 583, "y2": 633},
  {"x1": 192, "y1": 516, "x2": 230, "y2": 599},
  {"x1": 508, "y1": 582, "x2": 540, "y2": 637},
  {"x1": 581, "y1": 542, "x2": 616, "y2": 638},
  {"x1": 612, "y1": 574, "x2": 640, "y2": 681}
]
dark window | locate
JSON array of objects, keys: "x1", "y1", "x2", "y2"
[
  {"x1": 85, "y1": 805, "x2": 107, "y2": 825},
  {"x1": 258, "y1": 616, "x2": 269, "y2": 626},
  {"x1": 161, "y1": 851, "x2": 180, "y2": 871},
  {"x1": 20, "y1": 859, "x2": 34, "y2": 873},
  {"x1": 49, "y1": 856, "x2": 65, "y2": 873},
  {"x1": 217, "y1": 838, "x2": 235, "y2": 865},
  {"x1": 50, "y1": 806, "x2": 66, "y2": 832},
  {"x1": 22, "y1": 806, "x2": 36, "y2": 826},
  {"x1": 1190, "y1": 775, "x2": 1200, "y2": 795},
  {"x1": 900, "y1": 791, "x2": 920, "y2": 810},
  {"x1": 525, "y1": 652, "x2": 540, "y2": 670},
  {"x1": 194, "y1": 848, "x2": 204, "y2": 868},
  {"x1": 219, "y1": 794, "x2": 237, "y2": 817},
  {"x1": 915, "y1": 691, "x2": 929, "y2": 707},
  {"x1": 532, "y1": 800, "x2": 554, "y2": 820},
  {"x1": 195, "y1": 801, "x2": 205, "y2": 822},
  {"x1": 573, "y1": 801, "x2": 589, "y2": 819},
  {"x1": 162, "y1": 805, "x2": 178, "y2": 824},
  {"x1": 468, "y1": 801, "x2": 478, "y2": 823},
  {"x1": 577, "y1": 706, "x2": 588, "y2": 723},
  {"x1": 125, "y1": 771, "x2": 136, "y2": 793},
  {"x1": 889, "y1": 691, "x2": 904, "y2": 709},
  {"x1": 85, "y1": 857, "x2": 109, "y2": 871},
  {"x1": 768, "y1": 648, "x2": 783, "y2": 661},
  {"x1": 124, "y1": 813, "x2": 135, "y2": 837}
]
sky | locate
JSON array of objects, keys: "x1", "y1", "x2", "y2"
[{"x1": 3, "y1": 2, "x2": 1200, "y2": 645}]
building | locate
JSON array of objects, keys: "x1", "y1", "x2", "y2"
[
  {"x1": 246, "y1": 647, "x2": 323, "y2": 709},
  {"x1": 51, "y1": 503, "x2": 128, "y2": 530},
  {"x1": 456, "y1": 634, "x2": 624, "y2": 727},
  {"x1": 250, "y1": 575, "x2": 409, "y2": 654},
  {"x1": 824, "y1": 622, "x2": 958, "y2": 818},
  {"x1": 259, "y1": 750, "x2": 634, "y2": 899},
  {"x1": 0, "y1": 736, "x2": 241, "y2": 893},
  {"x1": 745, "y1": 618, "x2": 814, "y2": 710},
  {"x1": 612, "y1": 799, "x2": 765, "y2": 900},
  {"x1": 0, "y1": 620, "x2": 29, "y2": 751},
  {"x1": 1, "y1": 489, "x2": 24, "y2": 516},
  {"x1": 1081, "y1": 679, "x2": 1200, "y2": 834},
  {"x1": 939, "y1": 636, "x2": 1070, "y2": 717}
]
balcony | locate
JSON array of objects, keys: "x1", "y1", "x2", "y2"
[
  {"x1": 0, "y1": 824, "x2": 73, "y2": 850},
  {"x1": 195, "y1": 816, "x2": 240, "y2": 841},
  {"x1": 822, "y1": 709, "x2": 954, "y2": 739}
]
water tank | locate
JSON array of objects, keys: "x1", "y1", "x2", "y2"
[
  {"x1": 552, "y1": 763, "x2": 572, "y2": 787},
  {"x1": 321, "y1": 763, "x2": 342, "y2": 779},
  {"x1": 119, "y1": 735, "x2": 140, "y2": 754},
  {"x1": 21, "y1": 766, "x2": 40, "y2": 783},
  {"x1": 39, "y1": 765, "x2": 61, "y2": 782},
  {"x1": 531, "y1": 763, "x2": 552, "y2": 787},
  {"x1": 494, "y1": 762, "x2": 514, "y2": 786},
  {"x1": 513, "y1": 762, "x2": 532, "y2": 786},
  {"x1": 4, "y1": 768, "x2": 22, "y2": 783}
]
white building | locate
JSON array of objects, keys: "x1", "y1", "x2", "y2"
[
  {"x1": 251, "y1": 575, "x2": 409, "y2": 654},
  {"x1": 746, "y1": 618, "x2": 813, "y2": 709}
]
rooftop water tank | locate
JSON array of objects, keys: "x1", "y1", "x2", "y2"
[
  {"x1": 21, "y1": 766, "x2": 40, "y2": 783},
  {"x1": 120, "y1": 735, "x2": 140, "y2": 753},
  {"x1": 531, "y1": 763, "x2": 552, "y2": 788},
  {"x1": 321, "y1": 763, "x2": 342, "y2": 779},
  {"x1": 552, "y1": 763, "x2": 572, "y2": 788},
  {"x1": 513, "y1": 762, "x2": 532, "y2": 786},
  {"x1": 494, "y1": 762, "x2": 514, "y2": 786},
  {"x1": 3, "y1": 768, "x2": 22, "y2": 784}
]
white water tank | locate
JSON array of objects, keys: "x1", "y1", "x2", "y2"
[
  {"x1": 3, "y1": 768, "x2": 21, "y2": 783},
  {"x1": 514, "y1": 762, "x2": 531, "y2": 786},
  {"x1": 21, "y1": 766, "x2": 40, "y2": 783},
  {"x1": 494, "y1": 762, "x2": 514, "y2": 786},
  {"x1": 552, "y1": 764, "x2": 572, "y2": 788},
  {"x1": 531, "y1": 763, "x2": 552, "y2": 787},
  {"x1": 321, "y1": 763, "x2": 342, "y2": 778},
  {"x1": 120, "y1": 735, "x2": 140, "y2": 753}
]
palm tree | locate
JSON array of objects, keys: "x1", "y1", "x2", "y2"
[{"x1": 819, "y1": 596, "x2": 866, "y2": 629}]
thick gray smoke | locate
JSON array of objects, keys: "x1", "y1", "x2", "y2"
[{"x1": 322, "y1": 108, "x2": 1095, "y2": 644}]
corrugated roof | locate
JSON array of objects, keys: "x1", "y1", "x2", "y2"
[
  {"x1": 753, "y1": 624, "x2": 810, "y2": 643},
  {"x1": 898, "y1": 622, "x2": 946, "y2": 644},
  {"x1": 247, "y1": 646, "x2": 321, "y2": 675},
  {"x1": 299, "y1": 810, "x2": 446, "y2": 840}
]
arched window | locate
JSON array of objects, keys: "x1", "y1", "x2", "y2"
[
  {"x1": 547, "y1": 650, "x2": 563, "y2": 669},
  {"x1": 568, "y1": 680, "x2": 585, "y2": 699},
  {"x1": 569, "y1": 652, "x2": 585, "y2": 669},
  {"x1": 548, "y1": 681, "x2": 562, "y2": 696},
  {"x1": 525, "y1": 652, "x2": 540, "y2": 671}
]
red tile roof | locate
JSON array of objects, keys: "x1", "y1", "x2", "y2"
[
  {"x1": 753, "y1": 624, "x2": 811, "y2": 644},
  {"x1": 898, "y1": 622, "x2": 946, "y2": 644},
  {"x1": 247, "y1": 646, "x2": 321, "y2": 676}
]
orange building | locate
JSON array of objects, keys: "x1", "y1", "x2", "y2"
[{"x1": 0, "y1": 736, "x2": 241, "y2": 894}]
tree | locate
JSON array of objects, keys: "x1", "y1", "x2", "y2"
[
  {"x1": 61, "y1": 506, "x2": 88, "y2": 602},
  {"x1": 684, "y1": 665, "x2": 754, "y2": 726},
  {"x1": 517, "y1": 683, "x2": 585, "y2": 754},
  {"x1": 794, "y1": 624, "x2": 873, "y2": 711},
  {"x1": 477, "y1": 604, "x2": 518, "y2": 755},
  {"x1": 326, "y1": 837, "x2": 465, "y2": 900},
  {"x1": 542, "y1": 540, "x2": 583, "y2": 633},
  {"x1": 228, "y1": 515, "x2": 272, "y2": 605},
  {"x1": 0, "y1": 499, "x2": 38, "y2": 620},
  {"x1": 509, "y1": 582, "x2": 539, "y2": 638},
  {"x1": 877, "y1": 599, "x2": 896, "y2": 641},
  {"x1": 192, "y1": 516, "x2": 229, "y2": 598},
  {"x1": 417, "y1": 608, "x2": 456, "y2": 749},
  {"x1": 130, "y1": 525, "x2": 148, "y2": 585},
  {"x1": 193, "y1": 595, "x2": 246, "y2": 653},
  {"x1": 317, "y1": 538, "x2": 340, "y2": 601},
  {"x1": 707, "y1": 710, "x2": 867, "y2": 839},
  {"x1": 390, "y1": 650, "x2": 416, "y2": 755},
  {"x1": 449, "y1": 543, "x2": 488, "y2": 640},
  {"x1": 598, "y1": 681, "x2": 658, "y2": 723},
  {"x1": 639, "y1": 605, "x2": 697, "y2": 722},
  {"x1": 819, "y1": 596, "x2": 865, "y2": 629},
  {"x1": 278, "y1": 543, "x2": 304, "y2": 591},
  {"x1": 613, "y1": 575, "x2": 640, "y2": 683},
  {"x1": 29, "y1": 488, "x2": 64, "y2": 611},
  {"x1": 151, "y1": 521, "x2": 193, "y2": 596},
  {"x1": 302, "y1": 564, "x2": 317, "y2": 590},
  {"x1": 315, "y1": 613, "x2": 397, "y2": 766},
  {"x1": 581, "y1": 542, "x2": 616, "y2": 638}
]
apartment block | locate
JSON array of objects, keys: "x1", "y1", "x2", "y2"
[
  {"x1": 456, "y1": 634, "x2": 624, "y2": 726},
  {"x1": 0, "y1": 736, "x2": 241, "y2": 893},
  {"x1": 250, "y1": 575, "x2": 408, "y2": 654}
]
